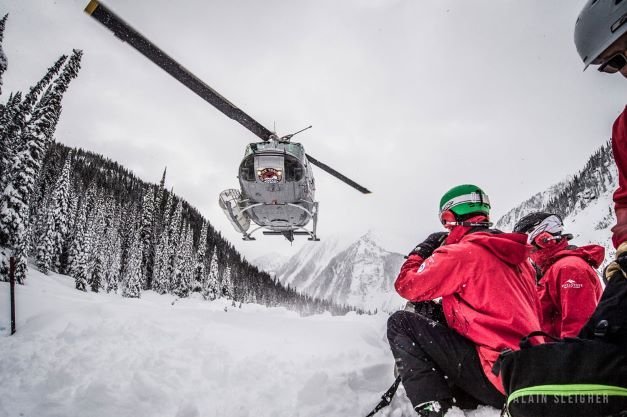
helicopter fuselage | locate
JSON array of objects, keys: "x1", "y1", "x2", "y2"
[{"x1": 220, "y1": 141, "x2": 319, "y2": 241}]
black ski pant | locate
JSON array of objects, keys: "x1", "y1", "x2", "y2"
[{"x1": 387, "y1": 310, "x2": 505, "y2": 410}]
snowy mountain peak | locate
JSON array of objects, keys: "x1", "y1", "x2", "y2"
[
  {"x1": 496, "y1": 142, "x2": 615, "y2": 264},
  {"x1": 274, "y1": 233, "x2": 405, "y2": 312}
]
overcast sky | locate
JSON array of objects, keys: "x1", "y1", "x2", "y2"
[{"x1": 2, "y1": 0, "x2": 625, "y2": 260}]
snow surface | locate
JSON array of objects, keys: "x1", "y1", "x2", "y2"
[{"x1": 0, "y1": 268, "x2": 499, "y2": 417}]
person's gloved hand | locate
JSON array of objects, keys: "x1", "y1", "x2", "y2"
[
  {"x1": 409, "y1": 232, "x2": 448, "y2": 259},
  {"x1": 604, "y1": 242, "x2": 627, "y2": 283}
]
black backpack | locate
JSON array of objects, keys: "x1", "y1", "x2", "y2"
[
  {"x1": 494, "y1": 278, "x2": 627, "y2": 417},
  {"x1": 579, "y1": 276, "x2": 627, "y2": 345}
]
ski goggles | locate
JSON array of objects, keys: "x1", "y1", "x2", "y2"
[
  {"x1": 526, "y1": 215, "x2": 563, "y2": 244},
  {"x1": 598, "y1": 52, "x2": 627, "y2": 74}
]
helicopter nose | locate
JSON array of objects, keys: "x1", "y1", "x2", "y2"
[{"x1": 257, "y1": 168, "x2": 283, "y2": 183}]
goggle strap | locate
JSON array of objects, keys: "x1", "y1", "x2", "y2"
[
  {"x1": 443, "y1": 221, "x2": 493, "y2": 228},
  {"x1": 440, "y1": 192, "x2": 490, "y2": 213}
]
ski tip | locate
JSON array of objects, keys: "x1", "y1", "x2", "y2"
[{"x1": 84, "y1": 0, "x2": 100, "y2": 15}]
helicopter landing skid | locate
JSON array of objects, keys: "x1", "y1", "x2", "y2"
[{"x1": 308, "y1": 202, "x2": 319, "y2": 241}]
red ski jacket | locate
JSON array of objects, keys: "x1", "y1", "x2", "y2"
[
  {"x1": 395, "y1": 231, "x2": 541, "y2": 394},
  {"x1": 612, "y1": 106, "x2": 627, "y2": 248},
  {"x1": 535, "y1": 244, "x2": 604, "y2": 339}
]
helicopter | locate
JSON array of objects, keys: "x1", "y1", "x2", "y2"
[{"x1": 84, "y1": 0, "x2": 371, "y2": 242}]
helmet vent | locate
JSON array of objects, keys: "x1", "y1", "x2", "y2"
[{"x1": 611, "y1": 12, "x2": 627, "y2": 32}]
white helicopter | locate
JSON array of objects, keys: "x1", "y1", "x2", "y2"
[{"x1": 85, "y1": 0, "x2": 371, "y2": 242}]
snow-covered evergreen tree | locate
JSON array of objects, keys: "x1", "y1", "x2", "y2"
[
  {"x1": 194, "y1": 221, "x2": 208, "y2": 291},
  {"x1": 222, "y1": 264, "x2": 234, "y2": 300},
  {"x1": 103, "y1": 200, "x2": 122, "y2": 293},
  {"x1": 165, "y1": 199, "x2": 183, "y2": 291},
  {"x1": 71, "y1": 186, "x2": 97, "y2": 291},
  {"x1": 121, "y1": 225, "x2": 142, "y2": 299},
  {"x1": 0, "y1": 55, "x2": 66, "y2": 196},
  {"x1": 203, "y1": 246, "x2": 219, "y2": 301},
  {"x1": 0, "y1": 14, "x2": 8, "y2": 98},
  {"x1": 67, "y1": 194, "x2": 86, "y2": 277},
  {"x1": 152, "y1": 192, "x2": 173, "y2": 294},
  {"x1": 57, "y1": 183, "x2": 77, "y2": 273},
  {"x1": 0, "y1": 51, "x2": 80, "y2": 283},
  {"x1": 88, "y1": 191, "x2": 106, "y2": 293},
  {"x1": 35, "y1": 152, "x2": 71, "y2": 273},
  {"x1": 0, "y1": 92, "x2": 21, "y2": 182},
  {"x1": 139, "y1": 186, "x2": 156, "y2": 288},
  {"x1": 172, "y1": 224, "x2": 193, "y2": 298}
]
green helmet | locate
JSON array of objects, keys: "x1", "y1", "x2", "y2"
[{"x1": 439, "y1": 184, "x2": 491, "y2": 218}]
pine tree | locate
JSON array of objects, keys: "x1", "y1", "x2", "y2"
[
  {"x1": 172, "y1": 224, "x2": 193, "y2": 298},
  {"x1": 0, "y1": 51, "x2": 81, "y2": 283},
  {"x1": 57, "y1": 183, "x2": 78, "y2": 273},
  {"x1": 221, "y1": 264, "x2": 234, "y2": 300},
  {"x1": 165, "y1": 199, "x2": 183, "y2": 291},
  {"x1": 194, "y1": 221, "x2": 208, "y2": 291},
  {"x1": 139, "y1": 186, "x2": 156, "y2": 288},
  {"x1": 67, "y1": 194, "x2": 86, "y2": 277},
  {"x1": 0, "y1": 55, "x2": 66, "y2": 195},
  {"x1": 152, "y1": 192, "x2": 173, "y2": 294},
  {"x1": 31, "y1": 50, "x2": 82, "y2": 145},
  {"x1": 88, "y1": 192, "x2": 106, "y2": 292},
  {"x1": 103, "y1": 200, "x2": 122, "y2": 293},
  {"x1": 71, "y1": 187, "x2": 96, "y2": 291},
  {"x1": 0, "y1": 14, "x2": 8, "y2": 98},
  {"x1": 203, "y1": 246, "x2": 219, "y2": 301},
  {"x1": 0, "y1": 92, "x2": 21, "y2": 179},
  {"x1": 121, "y1": 226, "x2": 142, "y2": 299},
  {"x1": 35, "y1": 152, "x2": 71, "y2": 273}
]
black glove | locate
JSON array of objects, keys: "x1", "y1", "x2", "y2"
[
  {"x1": 409, "y1": 232, "x2": 448, "y2": 259},
  {"x1": 406, "y1": 300, "x2": 446, "y2": 325}
]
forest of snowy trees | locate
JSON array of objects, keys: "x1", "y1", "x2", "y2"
[{"x1": 0, "y1": 14, "x2": 362, "y2": 316}]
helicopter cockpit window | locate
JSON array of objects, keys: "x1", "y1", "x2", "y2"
[
  {"x1": 244, "y1": 143, "x2": 258, "y2": 157},
  {"x1": 239, "y1": 155, "x2": 255, "y2": 181},
  {"x1": 284, "y1": 156, "x2": 304, "y2": 182},
  {"x1": 284, "y1": 143, "x2": 304, "y2": 159}
]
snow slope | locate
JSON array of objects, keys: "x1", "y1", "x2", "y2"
[
  {"x1": 496, "y1": 142, "x2": 616, "y2": 265},
  {"x1": 0, "y1": 269, "x2": 499, "y2": 417},
  {"x1": 251, "y1": 252, "x2": 289, "y2": 277}
]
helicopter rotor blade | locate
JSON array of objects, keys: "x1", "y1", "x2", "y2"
[
  {"x1": 84, "y1": 0, "x2": 274, "y2": 142},
  {"x1": 305, "y1": 154, "x2": 371, "y2": 194}
]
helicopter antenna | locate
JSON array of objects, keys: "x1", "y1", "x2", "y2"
[{"x1": 279, "y1": 125, "x2": 312, "y2": 142}]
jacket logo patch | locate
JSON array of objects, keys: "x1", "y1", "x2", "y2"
[
  {"x1": 562, "y1": 279, "x2": 583, "y2": 289},
  {"x1": 418, "y1": 263, "x2": 427, "y2": 273}
]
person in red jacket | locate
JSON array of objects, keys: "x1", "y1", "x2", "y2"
[
  {"x1": 574, "y1": 0, "x2": 627, "y2": 345},
  {"x1": 575, "y1": 1, "x2": 627, "y2": 250},
  {"x1": 513, "y1": 212, "x2": 604, "y2": 338},
  {"x1": 387, "y1": 184, "x2": 541, "y2": 417}
]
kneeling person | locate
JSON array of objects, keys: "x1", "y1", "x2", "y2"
[{"x1": 387, "y1": 185, "x2": 541, "y2": 416}]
